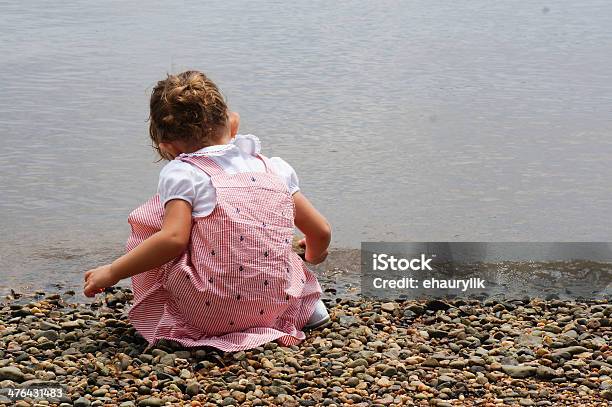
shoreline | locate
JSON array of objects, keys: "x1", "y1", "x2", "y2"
[
  {"x1": 3, "y1": 246, "x2": 610, "y2": 303},
  {"x1": 0, "y1": 289, "x2": 610, "y2": 406}
]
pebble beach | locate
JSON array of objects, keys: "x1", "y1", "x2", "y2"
[{"x1": 1, "y1": 288, "x2": 611, "y2": 406}]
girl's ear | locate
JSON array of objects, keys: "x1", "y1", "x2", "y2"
[
  {"x1": 158, "y1": 142, "x2": 180, "y2": 160},
  {"x1": 229, "y1": 111, "x2": 240, "y2": 138}
]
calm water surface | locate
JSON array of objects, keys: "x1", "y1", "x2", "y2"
[{"x1": 1, "y1": 1, "x2": 612, "y2": 294}]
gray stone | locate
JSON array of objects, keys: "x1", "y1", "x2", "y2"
[
  {"x1": 0, "y1": 366, "x2": 25, "y2": 382},
  {"x1": 159, "y1": 354, "x2": 176, "y2": 366},
  {"x1": 554, "y1": 346, "x2": 589, "y2": 355},
  {"x1": 501, "y1": 365, "x2": 537, "y2": 378},
  {"x1": 381, "y1": 366, "x2": 397, "y2": 377},
  {"x1": 173, "y1": 350, "x2": 191, "y2": 359},
  {"x1": 233, "y1": 351, "x2": 246, "y2": 361},
  {"x1": 138, "y1": 397, "x2": 163, "y2": 407},
  {"x1": 221, "y1": 397, "x2": 236, "y2": 406},
  {"x1": 348, "y1": 358, "x2": 368, "y2": 368},
  {"x1": 381, "y1": 302, "x2": 397, "y2": 312},
  {"x1": 186, "y1": 381, "x2": 200, "y2": 396},
  {"x1": 346, "y1": 377, "x2": 360, "y2": 387},
  {"x1": 60, "y1": 320, "x2": 81, "y2": 329},
  {"x1": 39, "y1": 320, "x2": 62, "y2": 330},
  {"x1": 267, "y1": 385, "x2": 287, "y2": 396},
  {"x1": 74, "y1": 397, "x2": 91, "y2": 407},
  {"x1": 536, "y1": 366, "x2": 558, "y2": 380},
  {"x1": 339, "y1": 316, "x2": 359, "y2": 327},
  {"x1": 516, "y1": 334, "x2": 543, "y2": 347},
  {"x1": 423, "y1": 358, "x2": 440, "y2": 367}
]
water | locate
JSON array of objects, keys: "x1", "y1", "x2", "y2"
[{"x1": 1, "y1": 1, "x2": 612, "y2": 295}]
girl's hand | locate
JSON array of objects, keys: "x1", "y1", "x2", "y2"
[
  {"x1": 298, "y1": 238, "x2": 328, "y2": 265},
  {"x1": 84, "y1": 264, "x2": 119, "y2": 297}
]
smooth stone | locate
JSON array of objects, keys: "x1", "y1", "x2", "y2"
[
  {"x1": 382, "y1": 366, "x2": 397, "y2": 377},
  {"x1": 381, "y1": 302, "x2": 397, "y2": 312},
  {"x1": 423, "y1": 358, "x2": 440, "y2": 367},
  {"x1": 221, "y1": 397, "x2": 236, "y2": 406},
  {"x1": 339, "y1": 315, "x2": 359, "y2": 326},
  {"x1": 267, "y1": 386, "x2": 286, "y2": 396},
  {"x1": 501, "y1": 365, "x2": 537, "y2": 378},
  {"x1": 516, "y1": 334, "x2": 543, "y2": 347},
  {"x1": 469, "y1": 356, "x2": 485, "y2": 366},
  {"x1": 543, "y1": 325, "x2": 562, "y2": 334},
  {"x1": 39, "y1": 321, "x2": 62, "y2": 330},
  {"x1": 449, "y1": 360, "x2": 467, "y2": 369},
  {"x1": 138, "y1": 397, "x2": 163, "y2": 406},
  {"x1": 554, "y1": 346, "x2": 589, "y2": 355},
  {"x1": 427, "y1": 329, "x2": 448, "y2": 338},
  {"x1": 173, "y1": 351, "x2": 191, "y2": 359},
  {"x1": 535, "y1": 366, "x2": 558, "y2": 380},
  {"x1": 232, "y1": 391, "x2": 246, "y2": 403},
  {"x1": 438, "y1": 375, "x2": 455, "y2": 383},
  {"x1": 0, "y1": 366, "x2": 25, "y2": 382},
  {"x1": 60, "y1": 320, "x2": 80, "y2": 329},
  {"x1": 346, "y1": 377, "x2": 360, "y2": 387},
  {"x1": 159, "y1": 354, "x2": 176, "y2": 366},
  {"x1": 348, "y1": 358, "x2": 368, "y2": 368},
  {"x1": 285, "y1": 357, "x2": 301, "y2": 369},
  {"x1": 426, "y1": 300, "x2": 451, "y2": 311},
  {"x1": 185, "y1": 382, "x2": 200, "y2": 397},
  {"x1": 377, "y1": 377, "x2": 393, "y2": 387},
  {"x1": 74, "y1": 397, "x2": 92, "y2": 407}
]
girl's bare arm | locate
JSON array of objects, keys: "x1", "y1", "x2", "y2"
[
  {"x1": 84, "y1": 200, "x2": 192, "y2": 296},
  {"x1": 293, "y1": 191, "x2": 331, "y2": 264}
]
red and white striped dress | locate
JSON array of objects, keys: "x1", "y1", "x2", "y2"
[{"x1": 126, "y1": 153, "x2": 322, "y2": 351}]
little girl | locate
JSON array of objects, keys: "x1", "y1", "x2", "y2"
[{"x1": 83, "y1": 70, "x2": 331, "y2": 351}]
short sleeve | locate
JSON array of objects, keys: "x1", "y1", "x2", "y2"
[
  {"x1": 269, "y1": 157, "x2": 300, "y2": 195},
  {"x1": 158, "y1": 161, "x2": 199, "y2": 208}
]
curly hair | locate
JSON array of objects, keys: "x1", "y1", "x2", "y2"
[{"x1": 148, "y1": 70, "x2": 228, "y2": 159}]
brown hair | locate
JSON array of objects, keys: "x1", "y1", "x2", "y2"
[{"x1": 149, "y1": 70, "x2": 228, "y2": 159}]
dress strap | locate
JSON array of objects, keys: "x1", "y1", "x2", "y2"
[{"x1": 179, "y1": 155, "x2": 225, "y2": 176}]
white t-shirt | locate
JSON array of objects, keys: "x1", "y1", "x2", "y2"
[{"x1": 158, "y1": 134, "x2": 299, "y2": 217}]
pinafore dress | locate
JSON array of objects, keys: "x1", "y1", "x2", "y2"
[{"x1": 126, "y1": 153, "x2": 322, "y2": 351}]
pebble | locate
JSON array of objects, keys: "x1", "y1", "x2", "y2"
[
  {"x1": 73, "y1": 397, "x2": 91, "y2": 407},
  {"x1": 186, "y1": 381, "x2": 200, "y2": 396},
  {"x1": 536, "y1": 366, "x2": 557, "y2": 379},
  {"x1": 0, "y1": 288, "x2": 608, "y2": 406},
  {"x1": 501, "y1": 365, "x2": 537, "y2": 378},
  {"x1": 39, "y1": 320, "x2": 61, "y2": 330},
  {"x1": 138, "y1": 397, "x2": 163, "y2": 406},
  {"x1": 381, "y1": 302, "x2": 397, "y2": 312},
  {"x1": 60, "y1": 320, "x2": 80, "y2": 329},
  {"x1": 0, "y1": 366, "x2": 25, "y2": 382}
]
